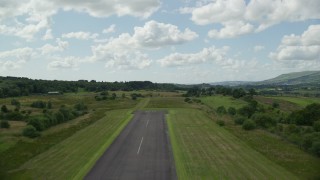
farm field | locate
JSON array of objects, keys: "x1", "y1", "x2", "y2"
[{"x1": 167, "y1": 108, "x2": 297, "y2": 179}]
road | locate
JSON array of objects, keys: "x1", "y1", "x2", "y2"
[{"x1": 85, "y1": 110, "x2": 176, "y2": 180}]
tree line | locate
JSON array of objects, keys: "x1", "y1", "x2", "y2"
[{"x1": 0, "y1": 76, "x2": 179, "y2": 98}]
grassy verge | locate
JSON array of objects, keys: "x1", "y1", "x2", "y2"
[
  {"x1": 8, "y1": 109, "x2": 132, "y2": 179},
  {"x1": 167, "y1": 108, "x2": 297, "y2": 179}
]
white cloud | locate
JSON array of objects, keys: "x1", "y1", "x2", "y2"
[
  {"x1": 254, "y1": 45, "x2": 265, "y2": 52},
  {"x1": 0, "y1": 47, "x2": 35, "y2": 61},
  {"x1": 42, "y1": 29, "x2": 53, "y2": 40},
  {"x1": 0, "y1": 0, "x2": 160, "y2": 40},
  {"x1": 133, "y1": 20, "x2": 198, "y2": 48},
  {"x1": 158, "y1": 46, "x2": 229, "y2": 67},
  {"x1": 88, "y1": 21, "x2": 197, "y2": 70},
  {"x1": 270, "y1": 25, "x2": 320, "y2": 61},
  {"x1": 208, "y1": 21, "x2": 254, "y2": 39},
  {"x1": 48, "y1": 56, "x2": 79, "y2": 70},
  {"x1": 190, "y1": 0, "x2": 245, "y2": 25},
  {"x1": 103, "y1": 24, "x2": 116, "y2": 34},
  {"x1": 182, "y1": 0, "x2": 320, "y2": 38},
  {"x1": 62, "y1": 32, "x2": 99, "y2": 40},
  {"x1": 38, "y1": 38, "x2": 69, "y2": 54}
]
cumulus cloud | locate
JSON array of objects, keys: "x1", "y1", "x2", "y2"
[
  {"x1": 38, "y1": 38, "x2": 69, "y2": 54},
  {"x1": 88, "y1": 21, "x2": 197, "y2": 69},
  {"x1": 158, "y1": 46, "x2": 229, "y2": 67},
  {"x1": 132, "y1": 20, "x2": 198, "y2": 47},
  {"x1": 254, "y1": 45, "x2": 265, "y2": 52},
  {"x1": 208, "y1": 21, "x2": 254, "y2": 39},
  {"x1": 270, "y1": 25, "x2": 320, "y2": 61},
  {"x1": 103, "y1": 24, "x2": 116, "y2": 34},
  {"x1": 0, "y1": 47, "x2": 36, "y2": 70},
  {"x1": 48, "y1": 56, "x2": 79, "y2": 70},
  {"x1": 0, "y1": 0, "x2": 160, "y2": 40},
  {"x1": 62, "y1": 32, "x2": 99, "y2": 40},
  {"x1": 42, "y1": 29, "x2": 53, "y2": 40},
  {"x1": 182, "y1": 0, "x2": 320, "y2": 38}
]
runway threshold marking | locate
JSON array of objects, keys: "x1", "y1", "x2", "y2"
[{"x1": 137, "y1": 137, "x2": 144, "y2": 155}]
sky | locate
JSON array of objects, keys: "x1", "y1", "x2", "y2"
[{"x1": 0, "y1": 0, "x2": 319, "y2": 84}]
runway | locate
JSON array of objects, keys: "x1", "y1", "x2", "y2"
[{"x1": 85, "y1": 110, "x2": 176, "y2": 180}]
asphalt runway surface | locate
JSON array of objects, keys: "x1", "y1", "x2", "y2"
[{"x1": 85, "y1": 110, "x2": 177, "y2": 180}]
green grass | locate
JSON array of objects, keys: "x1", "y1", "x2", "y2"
[
  {"x1": 9, "y1": 109, "x2": 133, "y2": 179},
  {"x1": 200, "y1": 95, "x2": 247, "y2": 109},
  {"x1": 146, "y1": 97, "x2": 193, "y2": 109},
  {"x1": 268, "y1": 96, "x2": 320, "y2": 107},
  {"x1": 224, "y1": 124, "x2": 320, "y2": 179},
  {"x1": 167, "y1": 108, "x2": 297, "y2": 179}
]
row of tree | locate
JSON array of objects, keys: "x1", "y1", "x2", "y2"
[{"x1": 0, "y1": 76, "x2": 179, "y2": 98}]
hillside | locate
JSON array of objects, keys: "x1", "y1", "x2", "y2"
[{"x1": 258, "y1": 71, "x2": 320, "y2": 85}]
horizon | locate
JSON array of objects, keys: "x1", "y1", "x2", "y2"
[{"x1": 0, "y1": 0, "x2": 320, "y2": 84}]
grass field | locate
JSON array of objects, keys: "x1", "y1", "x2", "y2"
[
  {"x1": 9, "y1": 109, "x2": 133, "y2": 179},
  {"x1": 146, "y1": 97, "x2": 193, "y2": 109},
  {"x1": 200, "y1": 95, "x2": 247, "y2": 109},
  {"x1": 167, "y1": 108, "x2": 297, "y2": 179},
  {"x1": 267, "y1": 96, "x2": 320, "y2": 107}
]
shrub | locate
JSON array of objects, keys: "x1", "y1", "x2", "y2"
[
  {"x1": 251, "y1": 113, "x2": 277, "y2": 128},
  {"x1": 242, "y1": 119, "x2": 256, "y2": 130},
  {"x1": 272, "y1": 102, "x2": 280, "y2": 108},
  {"x1": 31, "y1": 101, "x2": 47, "y2": 109},
  {"x1": 227, "y1": 107, "x2": 236, "y2": 116},
  {"x1": 1, "y1": 105, "x2": 8, "y2": 113},
  {"x1": 5, "y1": 111, "x2": 24, "y2": 120},
  {"x1": 22, "y1": 125, "x2": 40, "y2": 138},
  {"x1": 313, "y1": 121, "x2": 320, "y2": 132},
  {"x1": 311, "y1": 141, "x2": 320, "y2": 157},
  {"x1": 216, "y1": 106, "x2": 227, "y2": 114},
  {"x1": 184, "y1": 97, "x2": 191, "y2": 102},
  {"x1": 234, "y1": 117, "x2": 246, "y2": 125},
  {"x1": 0, "y1": 120, "x2": 10, "y2": 128},
  {"x1": 216, "y1": 120, "x2": 225, "y2": 126}
]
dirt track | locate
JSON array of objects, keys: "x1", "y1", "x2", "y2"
[{"x1": 85, "y1": 110, "x2": 176, "y2": 180}]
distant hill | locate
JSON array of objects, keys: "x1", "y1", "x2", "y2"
[
  {"x1": 208, "y1": 71, "x2": 320, "y2": 86},
  {"x1": 209, "y1": 81, "x2": 254, "y2": 86},
  {"x1": 258, "y1": 71, "x2": 320, "y2": 85}
]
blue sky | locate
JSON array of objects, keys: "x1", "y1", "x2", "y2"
[{"x1": 0, "y1": 0, "x2": 319, "y2": 83}]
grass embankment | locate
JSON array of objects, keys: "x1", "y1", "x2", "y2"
[
  {"x1": 167, "y1": 108, "x2": 297, "y2": 179},
  {"x1": 201, "y1": 95, "x2": 320, "y2": 179},
  {"x1": 9, "y1": 109, "x2": 132, "y2": 179}
]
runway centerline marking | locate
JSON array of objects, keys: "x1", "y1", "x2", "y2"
[
  {"x1": 137, "y1": 137, "x2": 144, "y2": 155},
  {"x1": 146, "y1": 119, "x2": 150, "y2": 127}
]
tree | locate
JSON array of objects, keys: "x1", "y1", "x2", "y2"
[
  {"x1": 272, "y1": 102, "x2": 280, "y2": 109},
  {"x1": 242, "y1": 119, "x2": 256, "y2": 130},
  {"x1": 1, "y1": 105, "x2": 8, "y2": 113},
  {"x1": 22, "y1": 125, "x2": 40, "y2": 138},
  {"x1": 234, "y1": 117, "x2": 246, "y2": 125},
  {"x1": 227, "y1": 107, "x2": 236, "y2": 116},
  {"x1": 0, "y1": 120, "x2": 10, "y2": 128},
  {"x1": 47, "y1": 101, "x2": 52, "y2": 109},
  {"x1": 216, "y1": 106, "x2": 227, "y2": 114},
  {"x1": 313, "y1": 121, "x2": 320, "y2": 132}
]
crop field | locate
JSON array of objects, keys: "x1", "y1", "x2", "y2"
[
  {"x1": 167, "y1": 108, "x2": 297, "y2": 179},
  {"x1": 8, "y1": 109, "x2": 133, "y2": 179}
]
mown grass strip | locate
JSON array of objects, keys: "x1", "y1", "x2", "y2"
[
  {"x1": 167, "y1": 108, "x2": 298, "y2": 179},
  {"x1": 9, "y1": 109, "x2": 132, "y2": 179}
]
